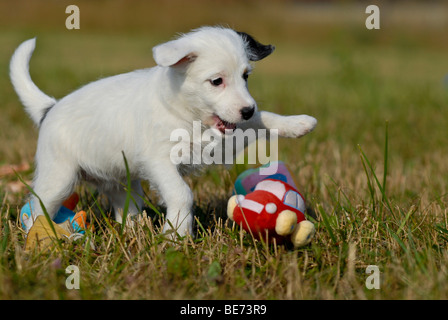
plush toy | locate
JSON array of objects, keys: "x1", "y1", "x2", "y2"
[
  {"x1": 227, "y1": 161, "x2": 315, "y2": 247},
  {"x1": 20, "y1": 192, "x2": 89, "y2": 251}
]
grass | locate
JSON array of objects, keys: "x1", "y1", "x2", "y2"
[{"x1": 1, "y1": 0, "x2": 448, "y2": 300}]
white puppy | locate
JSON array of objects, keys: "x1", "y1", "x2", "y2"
[{"x1": 10, "y1": 26, "x2": 316, "y2": 236}]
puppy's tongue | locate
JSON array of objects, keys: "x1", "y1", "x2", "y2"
[{"x1": 213, "y1": 115, "x2": 236, "y2": 134}]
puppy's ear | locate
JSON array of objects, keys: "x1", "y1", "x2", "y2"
[
  {"x1": 152, "y1": 38, "x2": 197, "y2": 67},
  {"x1": 237, "y1": 31, "x2": 275, "y2": 61}
]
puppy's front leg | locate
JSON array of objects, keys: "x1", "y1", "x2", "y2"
[
  {"x1": 242, "y1": 111, "x2": 317, "y2": 138},
  {"x1": 146, "y1": 162, "x2": 194, "y2": 237}
]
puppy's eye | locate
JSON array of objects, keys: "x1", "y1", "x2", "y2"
[
  {"x1": 210, "y1": 78, "x2": 223, "y2": 86},
  {"x1": 243, "y1": 73, "x2": 249, "y2": 81}
]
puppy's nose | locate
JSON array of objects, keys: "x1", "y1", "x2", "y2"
[{"x1": 240, "y1": 106, "x2": 255, "y2": 120}]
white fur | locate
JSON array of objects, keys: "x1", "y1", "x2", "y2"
[
  {"x1": 9, "y1": 38, "x2": 56, "y2": 125},
  {"x1": 10, "y1": 26, "x2": 317, "y2": 237}
]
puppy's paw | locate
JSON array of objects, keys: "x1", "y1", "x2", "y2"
[
  {"x1": 278, "y1": 115, "x2": 317, "y2": 138},
  {"x1": 162, "y1": 217, "x2": 194, "y2": 240}
]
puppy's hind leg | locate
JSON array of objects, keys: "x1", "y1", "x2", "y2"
[
  {"x1": 30, "y1": 160, "x2": 79, "y2": 226},
  {"x1": 102, "y1": 179, "x2": 144, "y2": 224}
]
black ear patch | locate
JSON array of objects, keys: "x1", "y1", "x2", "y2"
[{"x1": 237, "y1": 31, "x2": 275, "y2": 61}]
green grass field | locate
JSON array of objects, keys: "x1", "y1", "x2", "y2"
[{"x1": 1, "y1": 0, "x2": 448, "y2": 300}]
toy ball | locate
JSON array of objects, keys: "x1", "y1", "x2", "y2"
[
  {"x1": 20, "y1": 192, "x2": 90, "y2": 251},
  {"x1": 227, "y1": 162, "x2": 315, "y2": 247},
  {"x1": 20, "y1": 192, "x2": 89, "y2": 234}
]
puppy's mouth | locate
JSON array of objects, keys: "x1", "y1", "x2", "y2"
[{"x1": 212, "y1": 114, "x2": 236, "y2": 134}]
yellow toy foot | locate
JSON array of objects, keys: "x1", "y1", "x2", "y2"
[
  {"x1": 24, "y1": 215, "x2": 72, "y2": 252},
  {"x1": 291, "y1": 220, "x2": 315, "y2": 248}
]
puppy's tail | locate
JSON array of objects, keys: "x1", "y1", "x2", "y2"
[{"x1": 10, "y1": 38, "x2": 56, "y2": 126}]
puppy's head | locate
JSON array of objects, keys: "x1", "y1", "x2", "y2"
[{"x1": 153, "y1": 26, "x2": 274, "y2": 134}]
